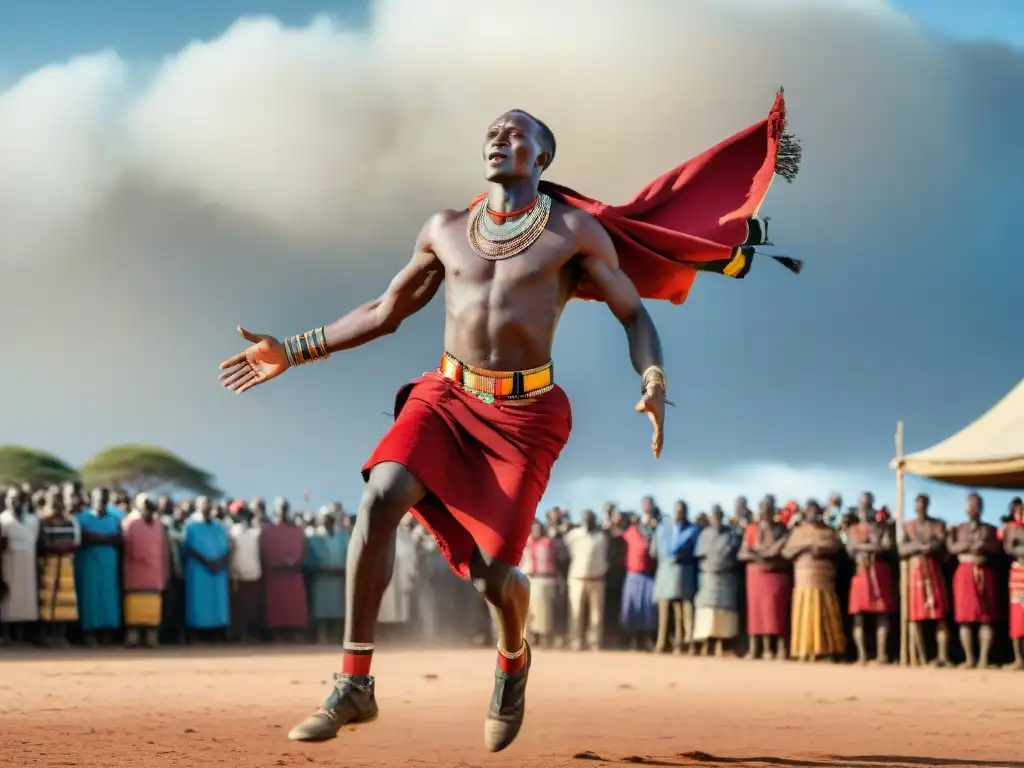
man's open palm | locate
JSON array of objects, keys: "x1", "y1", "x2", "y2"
[{"x1": 218, "y1": 326, "x2": 289, "y2": 394}]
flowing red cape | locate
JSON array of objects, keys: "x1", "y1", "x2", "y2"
[{"x1": 474, "y1": 89, "x2": 801, "y2": 305}]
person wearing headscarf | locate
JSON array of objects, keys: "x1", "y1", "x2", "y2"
[{"x1": 261, "y1": 497, "x2": 309, "y2": 642}]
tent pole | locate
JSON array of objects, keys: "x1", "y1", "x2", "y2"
[{"x1": 895, "y1": 420, "x2": 912, "y2": 667}]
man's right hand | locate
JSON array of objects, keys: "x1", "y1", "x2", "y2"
[{"x1": 218, "y1": 326, "x2": 289, "y2": 394}]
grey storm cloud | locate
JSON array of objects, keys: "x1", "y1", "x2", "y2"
[{"x1": 1, "y1": 0, "x2": 1021, "y2": 509}]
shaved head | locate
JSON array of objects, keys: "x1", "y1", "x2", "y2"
[{"x1": 503, "y1": 109, "x2": 556, "y2": 169}]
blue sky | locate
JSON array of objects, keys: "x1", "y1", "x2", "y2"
[
  {"x1": 1, "y1": 1, "x2": 1021, "y2": 520},
  {"x1": 891, "y1": 0, "x2": 1024, "y2": 47}
]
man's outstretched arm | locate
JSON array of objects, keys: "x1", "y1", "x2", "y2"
[
  {"x1": 570, "y1": 209, "x2": 666, "y2": 458},
  {"x1": 321, "y1": 216, "x2": 446, "y2": 354},
  {"x1": 218, "y1": 213, "x2": 447, "y2": 394}
]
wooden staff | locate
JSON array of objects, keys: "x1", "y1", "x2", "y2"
[{"x1": 894, "y1": 420, "x2": 913, "y2": 666}]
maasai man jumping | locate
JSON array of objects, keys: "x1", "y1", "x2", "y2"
[{"x1": 218, "y1": 91, "x2": 801, "y2": 752}]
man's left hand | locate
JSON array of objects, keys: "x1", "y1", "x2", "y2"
[{"x1": 635, "y1": 382, "x2": 666, "y2": 459}]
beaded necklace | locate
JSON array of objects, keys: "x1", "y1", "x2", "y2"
[{"x1": 466, "y1": 192, "x2": 552, "y2": 260}]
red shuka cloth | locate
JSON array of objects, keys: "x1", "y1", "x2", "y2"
[
  {"x1": 363, "y1": 373, "x2": 572, "y2": 578},
  {"x1": 1009, "y1": 562, "x2": 1024, "y2": 639},
  {"x1": 848, "y1": 560, "x2": 896, "y2": 615},
  {"x1": 541, "y1": 89, "x2": 798, "y2": 305},
  {"x1": 908, "y1": 557, "x2": 949, "y2": 622},
  {"x1": 261, "y1": 523, "x2": 309, "y2": 629},
  {"x1": 745, "y1": 566, "x2": 791, "y2": 636},
  {"x1": 953, "y1": 562, "x2": 999, "y2": 624}
]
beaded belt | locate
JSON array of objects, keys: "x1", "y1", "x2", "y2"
[{"x1": 438, "y1": 353, "x2": 554, "y2": 404}]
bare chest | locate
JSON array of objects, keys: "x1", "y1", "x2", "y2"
[{"x1": 435, "y1": 213, "x2": 578, "y2": 293}]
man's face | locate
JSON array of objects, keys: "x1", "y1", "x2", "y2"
[
  {"x1": 275, "y1": 499, "x2": 290, "y2": 523},
  {"x1": 530, "y1": 522, "x2": 543, "y2": 540},
  {"x1": 196, "y1": 497, "x2": 211, "y2": 518},
  {"x1": 91, "y1": 488, "x2": 109, "y2": 511},
  {"x1": 858, "y1": 493, "x2": 873, "y2": 512},
  {"x1": 914, "y1": 496, "x2": 929, "y2": 517},
  {"x1": 966, "y1": 495, "x2": 982, "y2": 522},
  {"x1": 674, "y1": 501, "x2": 687, "y2": 524},
  {"x1": 482, "y1": 112, "x2": 545, "y2": 183},
  {"x1": 734, "y1": 497, "x2": 747, "y2": 515},
  {"x1": 711, "y1": 506, "x2": 724, "y2": 527}
]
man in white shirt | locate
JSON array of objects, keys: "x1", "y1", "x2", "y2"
[
  {"x1": 230, "y1": 502, "x2": 262, "y2": 643},
  {"x1": 563, "y1": 509, "x2": 608, "y2": 651}
]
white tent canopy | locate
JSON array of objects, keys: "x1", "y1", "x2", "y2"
[{"x1": 894, "y1": 378, "x2": 1024, "y2": 489}]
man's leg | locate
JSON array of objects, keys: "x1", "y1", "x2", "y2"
[
  {"x1": 587, "y1": 581, "x2": 605, "y2": 651},
  {"x1": 671, "y1": 600, "x2": 684, "y2": 655},
  {"x1": 288, "y1": 462, "x2": 425, "y2": 742},
  {"x1": 654, "y1": 600, "x2": 669, "y2": 652},
  {"x1": 467, "y1": 548, "x2": 531, "y2": 753},
  {"x1": 875, "y1": 615, "x2": 890, "y2": 664},
  {"x1": 935, "y1": 620, "x2": 950, "y2": 666},
  {"x1": 978, "y1": 623, "x2": 994, "y2": 669},
  {"x1": 958, "y1": 623, "x2": 975, "y2": 668},
  {"x1": 909, "y1": 622, "x2": 926, "y2": 666},
  {"x1": 852, "y1": 614, "x2": 867, "y2": 664},
  {"x1": 567, "y1": 579, "x2": 585, "y2": 652}
]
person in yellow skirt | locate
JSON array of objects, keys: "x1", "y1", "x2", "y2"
[
  {"x1": 37, "y1": 487, "x2": 81, "y2": 647},
  {"x1": 122, "y1": 494, "x2": 169, "y2": 648},
  {"x1": 782, "y1": 500, "x2": 846, "y2": 662}
]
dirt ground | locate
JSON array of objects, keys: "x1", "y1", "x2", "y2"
[{"x1": 1, "y1": 648, "x2": 1021, "y2": 768}]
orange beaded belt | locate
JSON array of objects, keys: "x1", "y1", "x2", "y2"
[{"x1": 438, "y1": 353, "x2": 554, "y2": 404}]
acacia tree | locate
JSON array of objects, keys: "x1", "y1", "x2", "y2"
[
  {"x1": 80, "y1": 444, "x2": 220, "y2": 498},
  {"x1": 0, "y1": 446, "x2": 78, "y2": 488}
]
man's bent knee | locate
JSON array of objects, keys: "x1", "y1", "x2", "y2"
[
  {"x1": 469, "y1": 551, "x2": 527, "y2": 605},
  {"x1": 359, "y1": 462, "x2": 426, "y2": 532}
]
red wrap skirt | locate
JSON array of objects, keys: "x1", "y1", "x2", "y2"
[
  {"x1": 1009, "y1": 562, "x2": 1024, "y2": 640},
  {"x1": 848, "y1": 560, "x2": 895, "y2": 615},
  {"x1": 363, "y1": 372, "x2": 572, "y2": 578},
  {"x1": 908, "y1": 557, "x2": 949, "y2": 622},
  {"x1": 952, "y1": 562, "x2": 998, "y2": 624},
  {"x1": 745, "y1": 566, "x2": 790, "y2": 636}
]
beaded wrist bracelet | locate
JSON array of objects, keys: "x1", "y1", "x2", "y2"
[
  {"x1": 641, "y1": 365, "x2": 667, "y2": 394},
  {"x1": 283, "y1": 326, "x2": 329, "y2": 367}
]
